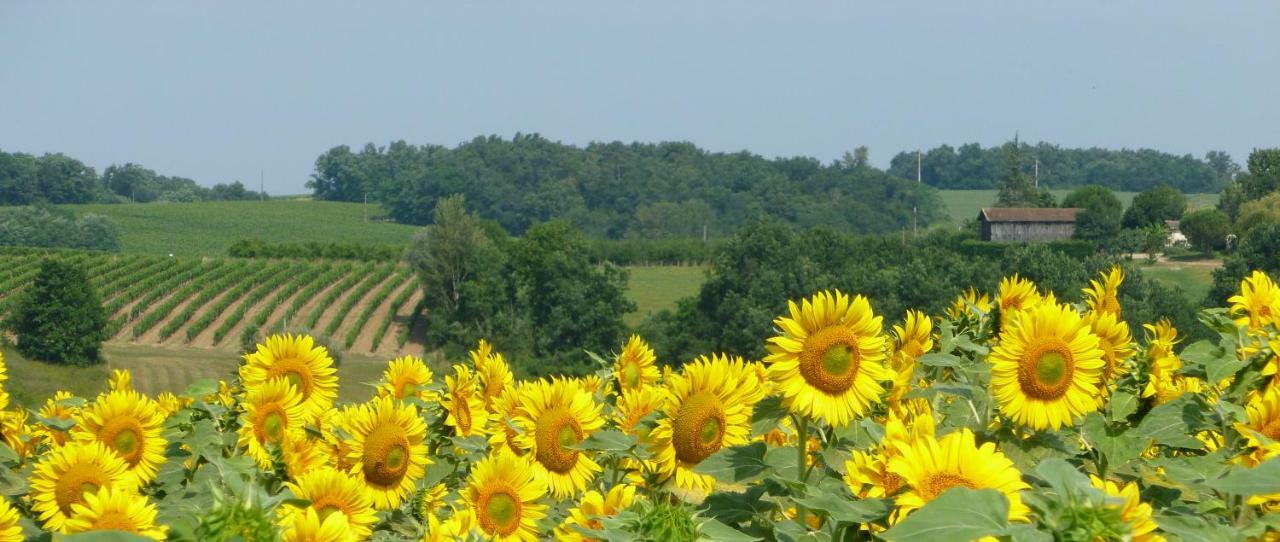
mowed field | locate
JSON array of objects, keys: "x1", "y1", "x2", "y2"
[
  {"x1": 64, "y1": 199, "x2": 417, "y2": 257},
  {"x1": 936, "y1": 189, "x2": 1220, "y2": 227},
  {"x1": 623, "y1": 265, "x2": 706, "y2": 327}
]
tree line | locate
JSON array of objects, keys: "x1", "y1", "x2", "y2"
[
  {"x1": 307, "y1": 134, "x2": 944, "y2": 238},
  {"x1": 0, "y1": 150, "x2": 264, "y2": 205},
  {"x1": 889, "y1": 140, "x2": 1235, "y2": 193}
]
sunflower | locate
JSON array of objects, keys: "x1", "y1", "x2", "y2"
[
  {"x1": 37, "y1": 390, "x2": 80, "y2": 447},
  {"x1": 443, "y1": 364, "x2": 489, "y2": 438},
  {"x1": 1087, "y1": 311, "x2": 1136, "y2": 387},
  {"x1": 108, "y1": 369, "x2": 132, "y2": 392},
  {"x1": 155, "y1": 392, "x2": 190, "y2": 418},
  {"x1": 415, "y1": 483, "x2": 449, "y2": 522},
  {"x1": 997, "y1": 275, "x2": 1042, "y2": 323},
  {"x1": 844, "y1": 404, "x2": 934, "y2": 500},
  {"x1": 514, "y1": 377, "x2": 605, "y2": 498},
  {"x1": 1230, "y1": 270, "x2": 1280, "y2": 331},
  {"x1": 1143, "y1": 319, "x2": 1181, "y2": 362},
  {"x1": 240, "y1": 333, "x2": 338, "y2": 420},
  {"x1": 1089, "y1": 476, "x2": 1163, "y2": 542},
  {"x1": 487, "y1": 383, "x2": 527, "y2": 456},
  {"x1": 888, "y1": 428, "x2": 1030, "y2": 522},
  {"x1": 889, "y1": 311, "x2": 933, "y2": 402},
  {"x1": 466, "y1": 450, "x2": 548, "y2": 542},
  {"x1": 1084, "y1": 266, "x2": 1124, "y2": 317},
  {"x1": 0, "y1": 498, "x2": 21, "y2": 542},
  {"x1": 30, "y1": 441, "x2": 133, "y2": 532},
  {"x1": 990, "y1": 301, "x2": 1104, "y2": 430},
  {"x1": 0, "y1": 350, "x2": 9, "y2": 411},
  {"x1": 282, "y1": 430, "x2": 332, "y2": 480},
  {"x1": 426, "y1": 507, "x2": 478, "y2": 542},
  {"x1": 0, "y1": 411, "x2": 30, "y2": 460},
  {"x1": 555, "y1": 484, "x2": 639, "y2": 542},
  {"x1": 64, "y1": 486, "x2": 167, "y2": 541},
  {"x1": 650, "y1": 354, "x2": 759, "y2": 498},
  {"x1": 946, "y1": 287, "x2": 993, "y2": 320},
  {"x1": 345, "y1": 396, "x2": 430, "y2": 509},
  {"x1": 320, "y1": 405, "x2": 360, "y2": 473},
  {"x1": 1236, "y1": 387, "x2": 1280, "y2": 465},
  {"x1": 72, "y1": 390, "x2": 167, "y2": 486},
  {"x1": 614, "y1": 335, "x2": 660, "y2": 393},
  {"x1": 283, "y1": 466, "x2": 378, "y2": 540},
  {"x1": 238, "y1": 378, "x2": 308, "y2": 468},
  {"x1": 377, "y1": 355, "x2": 438, "y2": 402},
  {"x1": 765, "y1": 290, "x2": 890, "y2": 427},
  {"x1": 282, "y1": 507, "x2": 355, "y2": 542},
  {"x1": 614, "y1": 385, "x2": 667, "y2": 439},
  {"x1": 472, "y1": 339, "x2": 513, "y2": 407}
]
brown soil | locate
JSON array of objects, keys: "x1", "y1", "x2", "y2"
[
  {"x1": 331, "y1": 274, "x2": 399, "y2": 350},
  {"x1": 351, "y1": 277, "x2": 415, "y2": 354}
]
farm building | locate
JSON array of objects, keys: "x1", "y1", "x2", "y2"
[{"x1": 978, "y1": 207, "x2": 1081, "y2": 242}]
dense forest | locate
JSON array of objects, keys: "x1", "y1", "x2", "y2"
[
  {"x1": 307, "y1": 135, "x2": 945, "y2": 238},
  {"x1": 887, "y1": 141, "x2": 1236, "y2": 192},
  {"x1": 0, "y1": 150, "x2": 264, "y2": 205}
]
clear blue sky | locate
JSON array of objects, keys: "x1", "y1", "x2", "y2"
[{"x1": 2, "y1": 2, "x2": 1276, "y2": 194}]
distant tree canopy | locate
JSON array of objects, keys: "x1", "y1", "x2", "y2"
[
  {"x1": 0, "y1": 205, "x2": 119, "y2": 251},
  {"x1": 1122, "y1": 185, "x2": 1187, "y2": 229},
  {"x1": 4, "y1": 259, "x2": 109, "y2": 366},
  {"x1": 1061, "y1": 185, "x2": 1122, "y2": 243},
  {"x1": 0, "y1": 150, "x2": 264, "y2": 205},
  {"x1": 307, "y1": 135, "x2": 944, "y2": 238},
  {"x1": 889, "y1": 141, "x2": 1235, "y2": 193}
]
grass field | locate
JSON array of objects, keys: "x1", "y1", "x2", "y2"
[
  {"x1": 64, "y1": 199, "x2": 418, "y2": 257},
  {"x1": 623, "y1": 265, "x2": 706, "y2": 327},
  {"x1": 1141, "y1": 261, "x2": 1217, "y2": 303},
  {"x1": 937, "y1": 189, "x2": 1220, "y2": 227},
  {"x1": 4, "y1": 342, "x2": 399, "y2": 407}
]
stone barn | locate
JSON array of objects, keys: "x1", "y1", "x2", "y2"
[{"x1": 978, "y1": 208, "x2": 1081, "y2": 242}]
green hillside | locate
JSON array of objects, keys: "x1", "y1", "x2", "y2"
[
  {"x1": 64, "y1": 199, "x2": 418, "y2": 256},
  {"x1": 937, "y1": 189, "x2": 1220, "y2": 227}
]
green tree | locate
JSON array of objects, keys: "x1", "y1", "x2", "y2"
[
  {"x1": 1234, "y1": 192, "x2": 1280, "y2": 235},
  {"x1": 995, "y1": 139, "x2": 1040, "y2": 207},
  {"x1": 511, "y1": 221, "x2": 634, "y2": 373},
  {"x1": 1061, "y1": 185, "x2": 1122, "y2": 243},
  {"x1": 4, "y1": 259, "x2": 108, "y2": 365},
  {"x1": 1208, "y1": 223, "x2": 1280, "y2": 304},
  {"x1": 1140, "y1": 224, "x2": 1167, "y2": 262},
  {"x1": 405, "y1": 195, "x2": 512, "y2": 349},
  {"x1": 1122, "y1": 185, "x2": 1187, "y2": 228},
  {"x1": 1180, "y1": 208, "x2": 1231, "y2": 256}
]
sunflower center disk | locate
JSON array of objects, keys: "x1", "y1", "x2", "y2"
[
  {"x1": 672, "y1": 390, "x2": 727, "y2": 465},
  {"x1": 1017, "y1": 339, "x2": 1075, "y2": 401},
  {"x1": 799, "y1": 326, "x2": 862, "y2": 394},
  {"x1": 55, "y1": 467, "x2": 105, "y2": 515},
  {"x1": 481, "y1": 490, "x2": 521, "y2": 536},
  {"x1": 362, "y1": 424, "x2": 412, "y2": 488},
  {"x1": 1261, "y1": 419, "x2": 1280, "y2": 442},
  {"x1": 453, "y1": 392, "x2": 473, "y2": 433},
  {"x1": 261, "y1": 411, "x2": 286, "y2": 443},
  {"x1": 922, "y1": 473, "x2": 975, "y2": 500},
  {"x1": 623, "y1": 362, "x2": 641, "y2": 389},
  {"x1": 92, "y1": 511, "x2": 137, "y2": 532},
  {"x1": 316, "y1": 504, "x2": 342, "y2": 522},
  {"x1": 535, "y1": 410, "x2": 582, "y2": 474},
  {"x1": 101, "y1": 418, "x2": 145, "y2": 465},
  {"x1": 270, "y1": 359, "x2": 312, "y2": 399}
]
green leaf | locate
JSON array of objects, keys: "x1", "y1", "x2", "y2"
[
  {"x1": 701, "y1": 485, "x2": 776, "y2": 524},
  {"x1": 693, "y1": 442, "x2": 771, "y2": 484},
  {"x1": 1031, "y1": 458, "x2": 1093, "y2": 498},
  {"x1": 1207, "y1": 457, "x2": 1280, "y2": 496},
  {"x1": 751, "y1": 395, "x2": 788, "y2": 436},
  {"x1": 1000, "y1": 524, "x2": 1054, "y2": 542},
  {"x1": 573, "y1": 429, "x2": 636, "y2": 452},
  {"x1": 917, "y1": 353, "x2": 962, "y2": 368},
  {"x1": 794, "y1": 491, "x2": 892, "y2": 524},
  {"x1": 1153, "y1": 513, "x2": 1237, "y2": 542},
  {"x1": 1107, "y1": 391, "x2": 1138, "y2": 422},
  {"x1": 1180, "y1": 339, "x2": 1246, "y2": 384},
  {"x1": 878, "y1": 488, "x2": 1009, "y2": 542},
  {"x1": 181, "y1": 378, "x2": 218, "y2": 398},
  {"x1": 698, "y1": 518, "x2": 762, "y2": 542},
  {"x1": 1082, "y1": 413, "x2": 1143, "y2": 467},
  {"x1": 1135, "y1": 395, "x2": 1204, "y2": 449}
]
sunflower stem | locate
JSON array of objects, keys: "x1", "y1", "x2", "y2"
[{"x1": 795, "y1": 415, "x2": 809, "y2": 528}]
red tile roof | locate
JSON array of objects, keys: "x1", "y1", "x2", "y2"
[{"x1": 979, "y1": 207, "x2": 1081, "y2": 223}]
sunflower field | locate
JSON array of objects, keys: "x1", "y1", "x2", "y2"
[{"x1": 2, "y1": 267, "x2": 1280, "y2": 541}]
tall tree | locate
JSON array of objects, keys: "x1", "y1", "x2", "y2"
[
  {"x1": 1122, "y1": 185, "x2": 1187, "y2": 228},
  {"x1": 4, "y1": 259, "x2": 109, "y2": 365},
  {"x1": 996, "y1": 138, "x2": 1043, "y2": 207},
  {"x1": 1062, "y1": 185, "x2": 1122, "y2": 242}
]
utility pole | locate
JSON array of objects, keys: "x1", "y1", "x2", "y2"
[
  {"x1": 1034, "y1": 159, "x2": 1039, "y2": 189},
  {"x1": 260, "y1": 170, "x2": 265, "y2": 201},
  {"x1": 364, "y1": 193, "x2": 369, "y2": 222},
  {"x1": 913, "y1": 150, "x2": 921, "y2": 237}
]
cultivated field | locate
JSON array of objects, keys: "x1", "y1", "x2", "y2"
[
  {"x1": 64, "y1": 199, "x2": 417, "y2": 256},
  {"x1": 0, "y1": 251, "x2": 424, "y2": 356}
]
